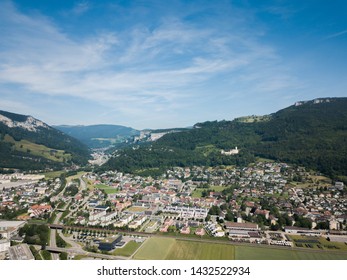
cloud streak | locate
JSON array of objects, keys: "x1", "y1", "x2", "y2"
[
  {"x1": 324, "y1": 29, "x2": 347, "y2": 40},
  {"x1": 0, "y1": 1, "x2": 301, "y2": 128}
]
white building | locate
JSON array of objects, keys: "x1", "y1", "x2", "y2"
[
  {"x1": 128, "y1": 215, "x2": 147, "y2": 229},
  {"x1": 0, "y1": 239, "x2": 10, "y2": 252},
  {"x1": 221, "y1": 147, "x2": 239, "y2": 155},
  {"x1": 162, "y1": 206, "x2": 208, "y2": 219},
  {"x1": 0, "y1": 220, "x2": 27, "y2": 239}
]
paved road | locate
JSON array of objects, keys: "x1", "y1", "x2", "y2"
[
  {"x1": 45, "y1": 246, "x2": 127, "y2": 260},
  {"x1": 49, "y1": 180, "x2": 72, "y2": 260}
]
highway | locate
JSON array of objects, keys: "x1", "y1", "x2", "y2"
[{"x1": 49, "y1": 177, "x2": 73, "y2": 260}]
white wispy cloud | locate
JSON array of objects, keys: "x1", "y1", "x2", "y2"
[
  {"x1": 71, "y1": 1, "x2": 91, "y2": 15},
  {"x1": 0, "y1": 1, "x2": 301, "y2": 127},
  {"x1": 324, "y1": 29, "x2": 347, "y2": 40}
]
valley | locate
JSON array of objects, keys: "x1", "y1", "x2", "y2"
[{"x1": 1, "y1": 98, "x2": 347, "y2": 260}]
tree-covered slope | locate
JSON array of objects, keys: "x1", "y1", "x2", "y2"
[
  {"x1": 0, "y1": 110, "x2": 90, "y2": 170},
  {"x1": 253, "y1": 98, "x2": 347, "y2": 177},
  {"x1": 104, "y1": 98, "x2": 347, "y2": 178},
  {"x1": 54, "y1": 124, "x2": 139, "y2": 148}
]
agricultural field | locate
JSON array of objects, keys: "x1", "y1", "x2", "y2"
[
  {"x1": 134, "y1": 238, "x2": 234, "y2": 260},
  {"x1": 234, "y1": 245, "x2": 347, "y2": 260},
  {"x1": 133, "y1": 237, "x2": 347, "y2": 260},
  {"x1": 166, "y1": 240, "x2": 235, "y2": 260}
]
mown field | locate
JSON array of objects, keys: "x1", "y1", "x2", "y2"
[
  {"x1": 133, "y1": 237, "x2": 176, "y2": 259},
  {"x1": 234, "y1": 245, "x2": 347, "y2": 260},
  {"x1": 134, "y1": 238, "x2": 235, "y2": 260},
  {"x1": 133, "y1": 237, "x2": 347, "y2": 260},
  {"x1": 113, "y1": 241, "x2": 142, "y2": 257}
]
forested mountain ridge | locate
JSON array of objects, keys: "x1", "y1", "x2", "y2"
[
  {"x1": 54, "y1": 124, "x2": 139, "y2": 149},
  {"x1": 252, "y1": 98, "x2": 347, "y2": 177},
  {"x1": 104, "y1": 98, "x2": 347, "y2": 179},
  {"x1": 0, "y1": 110, "x2": 90, "y2": 170}
]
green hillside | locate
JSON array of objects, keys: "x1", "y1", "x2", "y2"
[
  {"x1": 0, "y1": 110, "x2": 90, "y2": 170},
  {"x1": 104, "y1": 98, "x2": 347, "y2": 179},
  {"x1": 3, "y1": 134, "x2": 72, "y2": 162}
]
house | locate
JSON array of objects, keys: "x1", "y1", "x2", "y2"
[
  {"x1": 159, "y1": 225, "x2": 169, "y2": 232},
  {"x1": 28, "y1": 204, "x2": 52, "y2": 218},
  {"x1": 254, "y1": 209, "x2": 270, "y2": 219},
  {"x1": 180, "y1": 226, "x2": 190, "y2": 234},
  {"x1": 195, "y1": 228, "x2": 205, "y2": 236}
]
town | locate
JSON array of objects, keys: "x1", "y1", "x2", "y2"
[{"x1": 0, "y1": 161, "x2": 346, "y2": 260}]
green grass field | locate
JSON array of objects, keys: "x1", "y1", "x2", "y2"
[
  {"x1": 134, "y1": 237, "x2": 234, "y2": 260},
  {"x1": 113, "y1": 241, "x2": 143, "y2": 257},
  {"x1": 234, "y1": 245, "x2": 347, "y2": 260},
  {"x1": 94, "y1": 184, "x2": 118, "y2": 194},
  {"x1": 166, "y1": 240, "x2": 235, "y2": 260},
  {"x1": 133, "y1": 237, "x2": 176, "y2": 259},
  {"x1": 133, "y1": 237, "x2": 347, "y2": 260},
  {"x1": 42, "y1": 170, "x2": 65, "y2": 179},
  {"x1": 5, "y1": 134, "x2": 71, "y2": 162}
]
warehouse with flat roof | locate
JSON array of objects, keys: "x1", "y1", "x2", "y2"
[{"x1": 8, "y1": 244, "x2": 34, "y2": 260}]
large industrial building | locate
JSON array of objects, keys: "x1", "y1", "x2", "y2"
[{"x1": 98, "y1": 235, "x2": 122, "y2": 251}]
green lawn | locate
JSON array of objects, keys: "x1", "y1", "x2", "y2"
[
  {"x1": 133, "y1": 237, "x2": 176, "y2": 260},
  {"x1": 113, "y1": 241, "x2": 143, "y2": 257},
  {"x1": 94, "y1": 184, "x2": 118, "y2": 194}
]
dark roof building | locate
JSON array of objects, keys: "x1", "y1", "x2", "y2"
[{"x1": 98, "y1": 235, "x2": 122, "y2": 251}]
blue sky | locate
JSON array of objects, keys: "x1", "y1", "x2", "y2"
[{"x1": 0, "y1": 0, "x2": 346, "y2": 129}]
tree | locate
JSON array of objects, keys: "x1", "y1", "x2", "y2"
[
  {"x1": 225, "y1": 211, "x2": 234, "y2": 222},
  {"x1": 59, "y1": 252, "x2": 68, "y2": 260}
]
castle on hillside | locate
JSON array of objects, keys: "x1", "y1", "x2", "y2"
[{"x1": 221, "y1": 147, "x2": 239, "y2": 155}]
